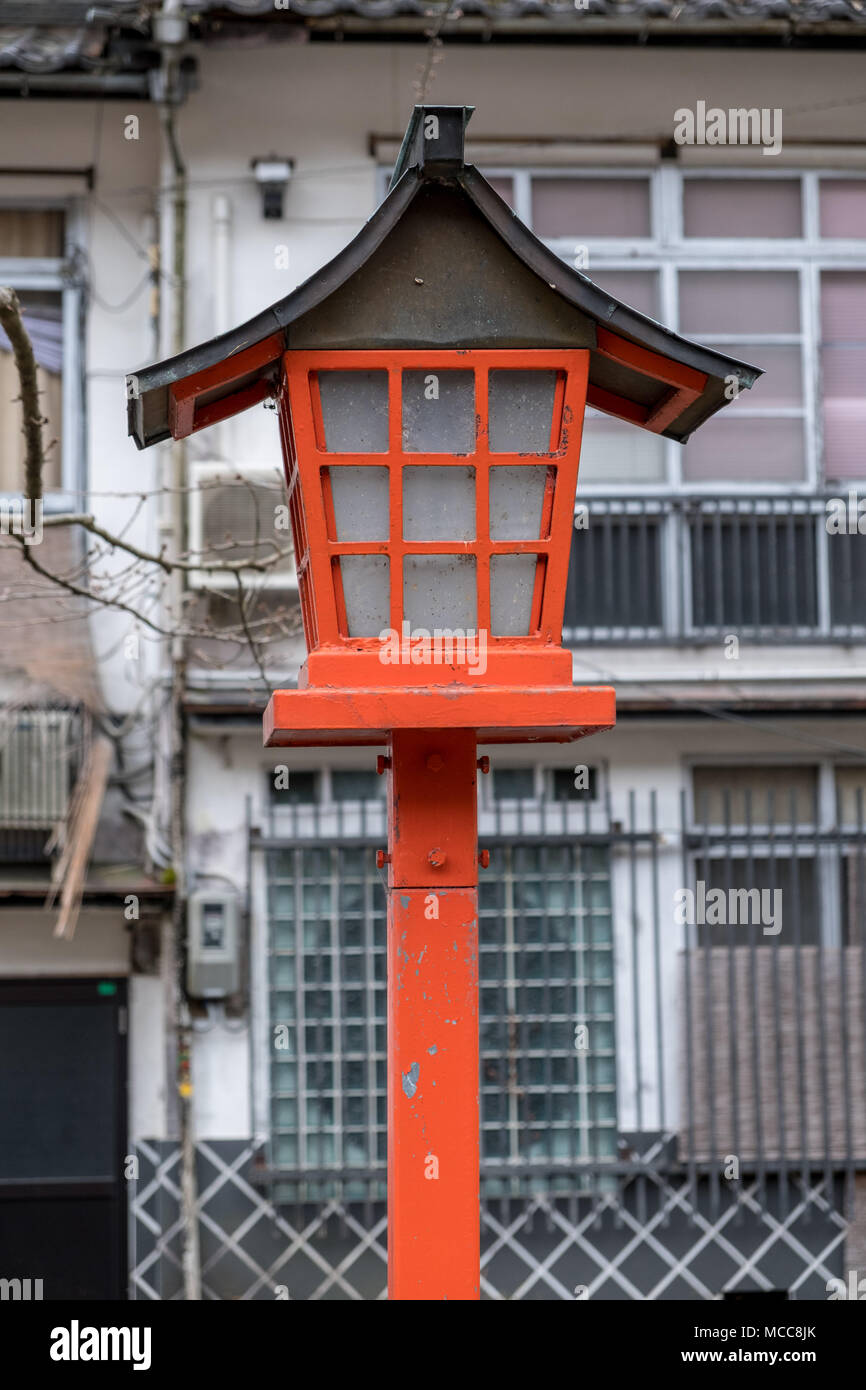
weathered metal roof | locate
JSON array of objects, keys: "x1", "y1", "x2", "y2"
[
  {"x1": 126, "y1": 104, "x2": 761, "y2": 451},
  {"x1": 2, "y1": 0, "x2": 865, "y2": 80},
  {"x1": 0, "y1": 25, "x2": 109, "y2": 74},
  {"x1": 193, "y1": 0, "x2": 866, "y2": 17}
]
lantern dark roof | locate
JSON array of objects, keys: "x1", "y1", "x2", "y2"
[{"x1": 126, "y1": 104, "x2": 761, "y2": 452}]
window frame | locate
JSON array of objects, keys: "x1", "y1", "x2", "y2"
[
  {"x1": 471, "y1": 163, "x2": 866, "y2": 497},
  {"x1": 0, "y1": 196, "x2": 85, "y2": 511},
  {"x1": 683, "y1": 755, "x2": 852, "y2": 947}
]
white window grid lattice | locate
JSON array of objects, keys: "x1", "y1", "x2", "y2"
[{"x1": 473, "y1": 164, "x2": 866, "y2": 498}]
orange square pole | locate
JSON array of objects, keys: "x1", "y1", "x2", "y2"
[{"x1": 385, "y1": 728, "x2": 481, "y2": 1300}]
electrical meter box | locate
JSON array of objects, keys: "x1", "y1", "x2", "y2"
[{"x1": 187, "y1": 891, "x2": 241, "y2": 999}]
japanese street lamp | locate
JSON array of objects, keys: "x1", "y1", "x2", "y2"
[{"x1": 126, "y1": 104, "x2": 760, "y2": 1302}]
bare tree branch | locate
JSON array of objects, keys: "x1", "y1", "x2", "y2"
[
  {"x1": 0, "y1": 286, "x2": 46, "y2": 502},
  {"x1": 40, "y1": 513, "x2": 293, "y2": 575}
]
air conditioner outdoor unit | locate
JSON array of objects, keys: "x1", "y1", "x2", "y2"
[
  {"x1": 187, "y1": 463, "x2": 297, "y2": 591},
  {"x1": 0, "y1": 709, "x2": 76, "y2": 827}
]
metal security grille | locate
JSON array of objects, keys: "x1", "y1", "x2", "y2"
[
  {"x1": 265, "y1": 831, "x2": 616, "y2": 1202},
  {"x1": 562, "y1": 494, "x2": 866, "y2": 643}
]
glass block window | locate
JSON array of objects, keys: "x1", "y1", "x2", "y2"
[
  {"x1": 267, "y1": 845, "x2": 387, "y2": 1200},
  {"x1": 480, "y1": 843, "x2": 616, "y2": 1186},
  {"x1": 267, "y1": 837, "x2": 617, "y2": 1198}
]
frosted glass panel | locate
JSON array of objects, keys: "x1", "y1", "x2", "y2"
[
  {"x1": 489, "y1": 371, "x2": 557, "y2": 453},
  {"x1": 403, "y1": 466, "x2": 475, "y2": 541},
  {"x1": 318, "y1": 370, "x2": 388, "y2": 453},
  {"x1": 679, "y1": 271, "x2": 799, "y2": 335},
  {"x1": 489, "y1": 465, "x2": 547, "y2": 540},
  {"x1": 491, "y1": 554, "x2": 538, "y2": 636},
  {"x1": 820, "y1": 180, "x2": 866, "y2": 238},
  {"x1": 683, "y1": 180, "x2": 801, "y2": 238},
  {"x1": 327, "y1": 466, "x2": 389, "y2": 541},
  {"x1": 339, "y1": 555, "x2": 390, "y2": 636},
  {"x1": 532, "y1": 177, "x2": 650, "y2": 238},
  {"x1": 703, "y1": 344, "x2": 800, "y2": 408},
  {"x1": 578, "y1": 416, "x2": 664, "y2": 482},
  {"x1": 822, "y1": 273, "x2": 866, "y2": 479},
  {"x1": 403, "y1": 555, "x2": 476, "y2": 631},
  {"x1": 590, "y1": 270, "x2": 659, "y2": 320},
  {"x1": 402, "y1": 370, "x2": 474, "y2": 452},
  {"x1": 683, "y1": 417, "x2": 805, "y2": 482}
]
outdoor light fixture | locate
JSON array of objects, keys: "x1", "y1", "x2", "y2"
[
  {"x1": 127, "y1": 104, "x2": 760, "y2": 1303},
  {"x1": 251, "y1": 156, "x2": 293, "y2": 220}
]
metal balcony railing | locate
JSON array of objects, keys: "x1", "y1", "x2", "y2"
[{"x1": 564, "y1": 493, "x2": 866, "y2": 644}]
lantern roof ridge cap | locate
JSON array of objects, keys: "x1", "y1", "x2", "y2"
[{"x1": 389, "y1": 103, "x2": 475, "y2": 187}]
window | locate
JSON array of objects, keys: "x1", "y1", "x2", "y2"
[
  {"x1": 682, "y1": 178, "x2": 802, "y2": 239},
  {"x1": 821, "y1": 272, "x2": 866, "y2": 482},
  {"x1": 836, "y1": 768, "x2": 866, "y2": 947},
  {"x1": 266, "y1": 836, "x2": 617, "y2": 1197},
  {"x1": 551, "y1": 766, "x2": 598, "y2": 803},
  {"x1": 0, "y1": 288, "x2": 63, "y2": 492},
  {"x1": 687, "y1": 502, "x2": 818, "y2": 634},
  {"x1": 492, "y1": 767, "x2": 534, "y2": 801},
  {"x1": 819, "y1": 178, "x2": 866, "y2": 239},
  {"x1": 471, "y1": 165, "x2": 866, "y2": 488},
  {"x1": 564, "y1": 502, "x2": 663, "y2": 637},
  {"x1": 679, "y1": 270, "x2": 804, "y2": 483},
  {"x1": 268, "y1": 769, "x2": 317, "y2": 806},
  {"x1": 330, "y1": 770, "x2": 382, "y2": 804},
  {"x1": 689, "y1": 766, "x2": 821, "y2": 946},
  {"x1": 531, "y1": 175, "x2": 651, "y2": 240},
  {"x1": 0, "y1": 207, "x2": 77, "y2": 499}
]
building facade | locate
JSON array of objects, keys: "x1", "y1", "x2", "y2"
[{"x1": 0, "y1": 1, "x2": 865, "y2": 1299}]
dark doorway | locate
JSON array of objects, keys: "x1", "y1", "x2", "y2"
[{"x1": 0, "y1": 978, "x2": 128, "y2": 1300}]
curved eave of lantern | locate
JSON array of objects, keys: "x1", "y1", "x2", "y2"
[{"x1": 126, "y1": 125, "x2": 761, "y2": 452}]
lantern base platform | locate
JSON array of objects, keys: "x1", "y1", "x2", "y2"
[{"x1": 263, "y1": 685, "x2": 615, "y2": 747}]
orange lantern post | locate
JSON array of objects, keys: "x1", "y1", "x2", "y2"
[
  {"x1": 266, "y1": 346, "x2": 612, "y2": 1299},
  {"x1": 126, "y1": 103, "x2": 760, "y2": 1302}
]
